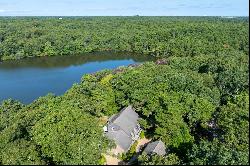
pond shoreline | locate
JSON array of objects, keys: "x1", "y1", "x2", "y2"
[
  {"x1": 0, "y1": 52, "x2": 154, "y2": 104},
  {"x1": 0, "y1": 50, "x2": 153, "y2": 62}
]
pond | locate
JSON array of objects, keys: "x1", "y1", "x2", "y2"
[{"x1": 0, "y1": 52, "x2": 154, "y2": 104}]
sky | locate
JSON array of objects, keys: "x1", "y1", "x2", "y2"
[{"x1": 0, "y1": 0, "x2": 248, "y2": 16}]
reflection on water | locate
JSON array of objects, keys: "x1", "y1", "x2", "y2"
[
  {"x1": 0, "y1": 51, "x2": 153, "y2": 69},
  {"x1": 0, "y1": 52, "x2": 153, "y2": 104}
]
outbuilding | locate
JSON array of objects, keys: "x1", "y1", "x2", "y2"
[{"x1": 143, "y1": 140, "x2": 166, "y2": 156}]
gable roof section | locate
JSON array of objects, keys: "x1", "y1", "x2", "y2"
[
  {"x1": 109, "y1": 105, "x2": 139, "y2": 136},
  {"x1": 106, "y1": 129, "x2": 133, "y2": 151},
  {"x1": 144, "y1": 140, "x2": 166, "y2": 156}
]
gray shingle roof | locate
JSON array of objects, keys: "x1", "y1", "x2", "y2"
[
  {"x1": 105, "y1": 105, "x2": 140, "y2": 152},
  {"x1": 143, "y1": 140, "x2": 166, "y2": 156},
  {"x1": 106, "y1": 129, "x2": 133, "y2": 151}
]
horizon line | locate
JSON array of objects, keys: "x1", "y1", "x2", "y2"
[{"x1": 0, "y1": 15, "x2": 248, "y2": 17}]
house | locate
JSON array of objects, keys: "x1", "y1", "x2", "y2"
[
  {"x1": 143, "y1": 140, "x2": 166, "y2": 156},
  {"x1": 104, "y1": 105, "x2": 141, "y2": 154}
]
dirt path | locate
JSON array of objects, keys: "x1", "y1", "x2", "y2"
[
  {"x1": 104, "y1": 138, "x2": 151, "y2": 165},
  {"x1": 136, "y1": 137, "x2": 151, "y2": 152},
  {"x1": 127, "y1": 138, "x2": 152, "y2": 165},
  {"x1": 104, "y1": 154, "x2": 122, "y2": 165}
]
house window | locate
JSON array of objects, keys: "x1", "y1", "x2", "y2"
[{"x1": 134, "y1": 124, "x2": 140, "y2": 132}]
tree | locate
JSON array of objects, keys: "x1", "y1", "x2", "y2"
[{"x1": 138, "y1": 153, "x2": 180, "y2": 165}]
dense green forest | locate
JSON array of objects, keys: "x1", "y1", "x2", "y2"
[
  {"x1": 0, "y1": 17, "x2": 249, "y2": 165},
  {"x1": 0, "y1": 16, "x2": 248, "y2": 61}
]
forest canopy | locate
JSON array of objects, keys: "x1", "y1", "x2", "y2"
[
  {"x1": 0, "y1": 16, "x2": 249, "y2": 165},
  {"x1": 0, "y1": 16, "x2": 248, "y2": 61}
]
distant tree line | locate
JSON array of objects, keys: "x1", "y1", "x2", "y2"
[{"x1": 0, "y1": 16, "x2": 248, "y2": 61}]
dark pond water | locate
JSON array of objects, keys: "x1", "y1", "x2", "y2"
[{"x1": 0, "y1": 52, "x2": 153, "y2": 104}]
